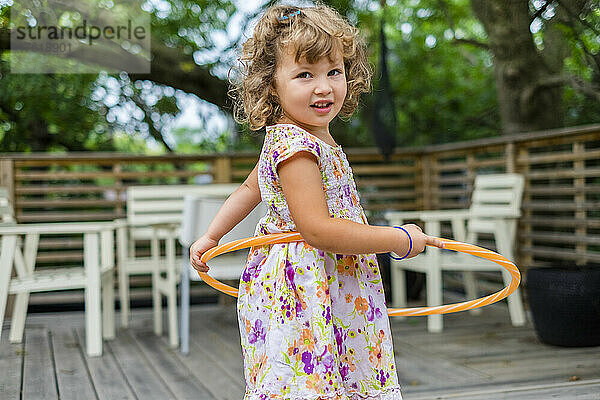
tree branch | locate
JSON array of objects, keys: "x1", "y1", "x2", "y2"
[
  {"x1": 552, "y1": 0, "x2": 600, "y2": 73},
  {"x1": 439, "y1": 0, "x2": 489, "y2": 50},
  {"x1": 521, "y1": 73, "x2": 600, "y2": 110},
  {"x1": 128, "y1": 91, "x2": 175, "y2": 152},
  {"x1": 451, "y1": 37, "x2": 489, "y2": 49},
  {"x1": 554, "y1": 0, "x2": 600, "y2": 36},
  {"x1": 129, "y1": 41, "x2": 230, "y2": 110},
  {"x1": 0, "y1": 27, "x2": 231, "y2": 110},
  {"x1": 530, "y1": 0, "x2": 553, "y2": 23},
  {"x1": 567, "y1": 74, "x2": 600, "y2": 101}
]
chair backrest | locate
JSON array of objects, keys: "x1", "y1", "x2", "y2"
[
  {"x1": 467, "y1": 173, "x2": 524, "y2": 236},
  {"x1": 179, "y1": 195, "x2": 267, "y2": 248},
  {"x1": 126, "y1": 184, "x2": 240, "y2": 239},
  {"x1": 0, "y1": 187, "x2": 16, "y2": 224}
]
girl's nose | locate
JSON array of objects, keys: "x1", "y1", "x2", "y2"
[{"x1": 314, "y1": 78, "x2": 332, "y2": 95}]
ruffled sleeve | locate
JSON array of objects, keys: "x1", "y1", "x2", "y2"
[{"x1": 270, "y1": 125, "x2": 323, "y2": 176}]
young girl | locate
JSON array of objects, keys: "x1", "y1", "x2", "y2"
[{"x1": 190, "y1": 4, "x2": 444, "y2": 399}]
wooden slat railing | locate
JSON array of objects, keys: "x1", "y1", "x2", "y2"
[{"x1": 1, "y1": 123, "x2": 599, "y2": 272}]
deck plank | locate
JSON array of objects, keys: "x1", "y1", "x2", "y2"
[
  {"x1": 3, "y1": 302, "x2": 600, "y2": 400},
  {"x1": 407, "y1": 379, "x2": 600, "y2": 400},
  {"x1": 182, "y1": 307, "x2": 245, "y2": 399},
  {"x1": 393, "y1": 343, "x2": 490, "y2": 392},
  {"x1": 51, "y1": 328, "x2": 97, "y2": 400},
  {"x1": 106, "y1": 328, "x2": 175, "y2": 400},
  {"x1": 466, "y1": 349, "x2": 600, "y2": 383},
  {"x1": 129, "y1": 327, "x2": 214, "y2": 399},
  {"x1": 0, "y1": 325, "x2": 23, "y2": 400},
  {"x1": 174, "y1": 331, "x2": 245, "y2": 399},
  {"x1": 189, "y1": 306, "x2": 245, "y2": 379},
  {"x1": 22, "y1": 327, "x2": 58, "y2": 400},
  {"x1": 73, "y1": 329, "x2": 137, "y2": 400}
]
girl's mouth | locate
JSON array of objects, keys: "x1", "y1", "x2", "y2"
[{"x1": 310, "y1": 102, "x2": 333, "y2": 113}]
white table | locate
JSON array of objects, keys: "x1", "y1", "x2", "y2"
[{"x1": 0, "y1": 222, "x2": 115, "y2": 356}]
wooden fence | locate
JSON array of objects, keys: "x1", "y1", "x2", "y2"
[{"x1": 1, "y1": 124, "x2": 599, "y2": 273}]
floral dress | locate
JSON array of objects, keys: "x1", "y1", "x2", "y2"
[{"x1": 238, "y1": 123, "x2": 403, "y2": 399}]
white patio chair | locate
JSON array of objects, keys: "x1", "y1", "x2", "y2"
[
  {"x1": 115, "y1": 184, "x2": 240, "y2": 347},
  {"x1": 384, "y1": 173, "x2": 527, "y2": 332},
  {"x1": 179, "y1": 195, "x2": 266, "y2": 355}
]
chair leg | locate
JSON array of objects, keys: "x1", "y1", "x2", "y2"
[
  {"x1": 502, "y1": 269, "x2": 526, "y2": 326},
  {"x1": 9, "y1": 292, "x2": 29, "y2": 343},
  {"x1": 463, "y1": 271, "x2": 482, "y2": 315},
  {"x1": 118, "y1": 265, "x2": 130, "y2": 328},
  {"x1": 84, "y1": 232, "x2": 102, "y2": 357},
  {"x1": 425, "y1": 221, "x2": 443, "y2": 333},
  {"x1": 492, "y1": 223, "x2": 525, "y2": 326},
  {"x1": 167, "y1": 289, "x2": 178, "y2": 348},
  {"x1": 390, "y1": 262, "x2": 407, "y2": 321},
  {"x1": 116, "y1": 226, "x2": 130, "y2": 328},
  {"x1": 166, "y1": 235, "x2": 178, "y2": 348},
  {"x1": 180, "y1": 260, "x2": 190, "y2": 355},
  {"x1": 426, "y1": 267, "x2": 443, "y2": 333},
  {"x1": 102, "y1": 272, "x2": 115, "y2": 340},
  {"x1": 10, "y1": 234, "x2": 38, "y2": 343},
  {"x1": 0, "y1": 235, "x2": 17, "y2": 343},
  {"x1": 152, "y1": 234, "x2": 162, "y2": 336},
  {"x1": 102, "y1": 230, "x2": 115, "y2": 340}
]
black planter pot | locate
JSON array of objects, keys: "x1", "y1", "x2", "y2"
[{"x1": 526, "y1": 266, "x2": 600, "y2": 347}]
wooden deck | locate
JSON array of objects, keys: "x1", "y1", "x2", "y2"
[{"x1": 2, "y1": 299, "x2": 599, "y2": 400}]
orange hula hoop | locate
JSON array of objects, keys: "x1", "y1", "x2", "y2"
[{"x1": 198, "y1": 232, "x2": 521, "y2": 316}]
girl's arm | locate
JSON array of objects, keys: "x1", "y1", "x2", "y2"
[
  {"x1": 278, "y1": 152, "x2": 444, "y2": 256},
  {"x1": 191, "y1": 162, "x2": 261, "y2": 272},
  {"x1": 204, "y1": 163, "x2": 262, "y2": 242}
]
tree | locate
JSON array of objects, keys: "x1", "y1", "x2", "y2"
[
  {"x1": 357, "y1": 0, "x2": 599, "y2": 139},
  {"x1": 470, "y1": 0, "x2": 600, "y2": 133}
]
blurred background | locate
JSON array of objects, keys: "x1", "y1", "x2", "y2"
[{"x1": 1, "y1": 0, "x2": 599, "y2": 155}]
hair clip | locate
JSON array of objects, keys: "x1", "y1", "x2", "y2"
[{"x1": 278, "y1": 10, "x2": 301, "y2": 21}]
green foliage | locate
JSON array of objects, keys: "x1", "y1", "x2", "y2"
[
  {"x1": 558, "y1": 4, "x2": 600, "y2": 126},
  {"x1": 170, "y1": 125, "x2": 231, "y2": 154},
  {"x1": 0, "y1": 3, "x2": 111, "y2": 152},
  {"x1": 348, "y1": 0, "x2": 500, "y2": 147},
  {"x1": 0, "y1": 60, "x2": 112, "y2": 152},
  {"x1": 148, "y1": 0, "x2": 235, "y2": 59},
  {"x1": 0, "y1": 0, "x2": 237, "y2": 153},
  {"x1": 111, "y1": 130, "x2": 160, "y2": 154},
  {"x1": 1, "y1": 0, "x2": 599, "y2": 154}
]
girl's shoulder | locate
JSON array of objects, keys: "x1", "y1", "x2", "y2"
[
  {"x1": 263, "y1": 124, "x2": 326, "y2": 168},
  {"x1": 266, "y1": 123, "x2": 312, "y2": 141},
  {"x1": 266, "y1": 123, "x2": 343, "y2": 153}
]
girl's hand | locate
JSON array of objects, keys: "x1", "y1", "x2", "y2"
[
  {"x1": 189, "y1": 234, "x2": 219, "y2": 273},
  {"x1": 394, "y1": 224, "x2": 445, "y2": 259}
]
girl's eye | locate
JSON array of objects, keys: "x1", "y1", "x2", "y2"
[
  {"x1": 329, "y1": 69, "x2": 343, "y2": 76},
  {"x1": 297, "y1": 72, "x2": 311, "y2": 79}
]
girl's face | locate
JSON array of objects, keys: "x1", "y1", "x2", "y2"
[{"x1": 272, "y1": 44, "x2": 347, "y2": 135}]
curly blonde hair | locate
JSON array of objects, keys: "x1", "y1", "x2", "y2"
[{"x1": 229, "y1": 3, "x2": 372, "y2": 131}]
